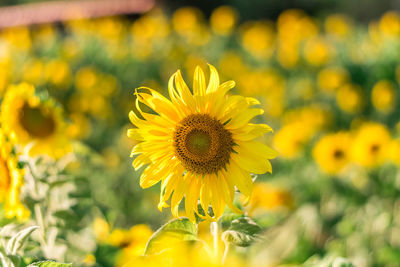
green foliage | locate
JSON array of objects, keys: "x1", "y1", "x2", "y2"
[
  {"x1": 144, "y1": 218, "x2": 198, "y2": 255},
  {"x1": 222, "y1": 216, "x2": 262, "y2": 247},
  {"x1": 28, "y1": 261, "x2": 72, "y2": 267}
]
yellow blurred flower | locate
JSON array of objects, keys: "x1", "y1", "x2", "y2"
[
  {"x1": 304, "y1": 37, "x2": 334, "y2": 66},
  {"x1": 0, "y1": 26, "x2": 31, "y2": 52},
  {"x1": 94, "y1": 217, "x2": 110, "y2": 243},
  {"x1": 318, "y1": 67, "x2": 349, "y2": 93},
  {"x1": 115, "y1": 224, "x2": 153, "y2": 266},
  {"x1": 66, "y1": 113, "x2": 91, "y2": 139},
  {"x1": 0, "y1": 129, "x2": 30, "y2": 220},
  {"x1": 277, "y1": 9, "x2": 318, "y2": 68},
  {"x1": 44, "y1": 59, "x2": 71, "y2": 88},
  {"x1": 210, "y1": 6, "x2": 238, "y2": 35},
  {"x1": 371, "y1": 80, "x2": 396, "y2": 113},
  {"x1": 325, "y1": 14, "x2": 353, "y2": 39},
  {"x1": 131, "y1": 9, "x2": 170, "y2": 43},
  {"x1": 273, "y1": 122, "x2": 312, "y2": 159},
  {"x1": 336, "y1": 83, "x2": 363, "y2": 113},
  {"x1": 75, "y1": 66, "x2": 98, "y2": 92},
  {"x1": 388, "y1": 139, "x2": 400, "y2": 165},
  {"x1": 218, "y1": 51, "x2": 246, "y2": 79},
  {"x1": 379, "y1": 11, "x2": 400, "y2": 37},
  {"x1": 241, "y1": 21, "x2": 275, "y2": 59},
  {"x1": 1, "y1": 83, "x2": 71, "y2": 158},
  {"x1": 22, "y1": 59, "x2": 44, "y2": 85},
  {"x1": 172, "y1": 7, "x2": 210, "y2": 45},
  {"x1": 246, "y1": 183, "x2": 294, "y2": 215},
  {"x1": 351, "y1": 123, "x2": 391, "y2": 168},
  {"x1": 122, "y1": 240, "x2": 243, "y2": 267},
  {"x1": 313, "y1": 132, "x2": 352, "y2": 174}
]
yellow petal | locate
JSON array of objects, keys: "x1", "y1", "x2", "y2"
[
  {"x1": 226, "y1": 161, "x2": 254, "y2": 198},
  {"x1": 226, "y1": 108, "x2": 264, "y2": 130},
  {"x1": 206, "y1": 64, "x2": 220, "y2": 93}
]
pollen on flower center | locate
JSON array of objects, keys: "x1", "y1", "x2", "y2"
[
  {"x1": 173, "y1": 114, "x2": 234, "y2": 175},
  {"x1": 19, "y1": 103, "x2": 56, "y2": 138}
]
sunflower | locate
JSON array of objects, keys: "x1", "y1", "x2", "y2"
[
  {"x1": 1, "y1": 83, "x2": 71, "y2": 158},
  {"x1": 0, "y1": 129, "x2": 30, "y2": 220},
  {"x1": 128, "y1": 64, "x2": 277, "y2": 221},
  {"x1": 351, "y1": 123, "x2": 391, "y2": 168},
  {"x1": 313, "y1": 132, "x2": 351, "y2": 174}
]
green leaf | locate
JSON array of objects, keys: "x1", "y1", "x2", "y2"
[
  {"x1": 221, "y1": 216, "x2": 262, "y2": 247},
  {"x1": 194, "y1": 203, "x2": 214, "y2": 224},
  {"x1": 144, "y1": 218, "x2": 198, "y2": 255},
  {"x1": 332, "y1": 257, "x2": 354, "y2": 267},
  {"x1": 28, "y1": 260, "x2": 72, "y2": 267},
  {"x1": 6, "y1": 226, "x2": 39, "y2": 255}
]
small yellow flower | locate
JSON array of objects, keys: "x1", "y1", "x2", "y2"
[
  {"x1": 94, "y1": 217, "x2": 110, "y2": 243},
  {"x1": 1, "y1": 83, "x2": 71, "y2": 158},
  {"x1": 128, "y1": 64, "x2": 277, "y2": 221},
  {"x1": 336, "y1": 83, "x2": 363, "y2": 113},
  {"x1": 371, "y1": 80, "x2": 396, "y2": 113},
  {"x1": 0, "y1": 129, "x2": 30, "y2": 220},
  {"x1": 273, "y1": 122, "x2": 312, "y2": 159},
  {"x1": 246, "y1": 183, "x2": 294, "y2": 215},
  {"x1": 379, "y1": 11, "x2": 400, "y2": 37},
  {"x1": 304, "y1": 37, "x2": 334, "y2": 66},
  {"x1": 318, "y1": 67, "x2": 349, "y2": 93},
  {"x1": 44, "y1": 59, "x2": 71, "y2": 88},
  {"x1": 210, "y1": 6, "x2": 238, "y2": 35},
  {"x1": 313, "y1": 132, "x2": 352, "y2": 174},
  {"x1": 241, "y1": 21, "x2": 275, "y2": 59},
  {"x1": 325, "y1": 14, "x2": 353, "y2": 39},
  {"x1": 388, "y1": 139, "x2": 400, "y2": 165},
  {"x1": 351, "y1": 123, "x2": 391, "y2": 168}
]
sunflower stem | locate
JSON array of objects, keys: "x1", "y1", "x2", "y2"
[
  {"x1": 222, "y1": 242, "x2": 230, "y2": 264},
  {"x1": 210, "y1": 221, "x2": 219, "y2": 258}
]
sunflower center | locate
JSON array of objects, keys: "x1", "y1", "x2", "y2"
[
  {"x1": 370, "y1": 144, "x2": 380, "y2": 154},
  {"x1": 333, "y1": 149, "x2": 344, "y2": 159},
  {"x1": 19, "y1": 103, "x2": 56, "y2": 138},
  {"x1": 174, "y1": 114, "x2": 234, "y2": 175},
  {"x1": 0, "y1": 157, "x2": 10, "y2": 190}
]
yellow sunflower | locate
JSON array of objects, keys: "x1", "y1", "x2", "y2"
[
  {"x1": 0, "y1": 129, "x2": 30, "y2": 220},
  {"x1": 128, "y1": 64, "x2": 277, "y2": 221},
  {"x1": 351, "y1": 123, "x2": 391, "y2": 168},
  {"x1": 1, "y1": 83, "x2": 71, "y2": 158},
  {"x1": 313, "y1": 132, "x2": 351, "y2": 174}
]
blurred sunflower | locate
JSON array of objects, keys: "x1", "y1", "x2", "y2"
[
  {"x1": 351, "y1": 123, "x2": 391, "y2": 168},
  {"x1": 313, "y1": 132, "x2": 351, "y2": 174},
  {"x1": 1, "y1": 83, "x2": 71, "y2": 158},
  {"x1": 128, "y1": 64, "x2": 277, "y2": 221},
  {"x1": 0, "y1": 129, "x2": 30, "y2": 220}
]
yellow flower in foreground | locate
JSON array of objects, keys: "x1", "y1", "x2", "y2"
[
  {"x1": 1, "y1": 83, "x2": 71, "y2": 158},
  {"x1": 351, "y1": 123, "x2": 391, "y2": 168},
  {"x1": 128, "y1": 65, "x2": 277, "y2": 221},
  {"x1": 313, "y1": 132, "x2": 351, "y2": 174},
  {"x1": 0, "y1": 129, "x2": 30, "y2": 220}
]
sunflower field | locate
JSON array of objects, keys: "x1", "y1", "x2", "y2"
[{"x1": 1, "y1": 2, "x2": 400, "y2": 267}]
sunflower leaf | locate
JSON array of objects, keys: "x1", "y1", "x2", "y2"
[
  {"x1": 144, "y1": 218, "x2": 198, "y2": 255},
  {"x1": 28, "y1": 260, "x2": 72, "y2": 267},
  {"x1": 221, "y1": 216, "x2": 262, "y2": 247}
]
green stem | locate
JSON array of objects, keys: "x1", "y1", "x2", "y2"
[{"x1": 222, "y1": 242, "x2": 230, "y2": 264}]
